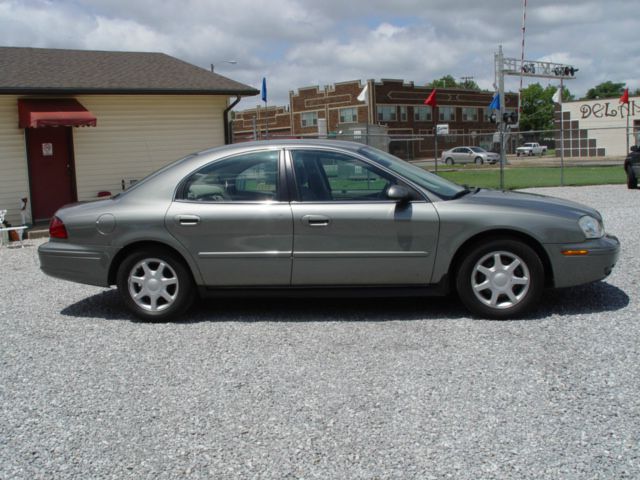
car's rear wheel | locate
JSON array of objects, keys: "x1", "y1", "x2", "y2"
[
  {"x1": 474, "y1": 157, "x2": 484, "y2": 165},
  {"x1": 445, "y1": 157, "x2": 454, "y2": 165},
  {"x1": 116, "y1": 248, "x2": 195, "y2": 321},
  {"x1": 626, "y1": 167, "x2": 638, "y2": 189},
  {"x1": 455, "y1": 239, "x2": 544, "y2": 319}
]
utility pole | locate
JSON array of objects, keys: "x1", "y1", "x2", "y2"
[{"x1": 496, "y1": 46, "x2": 506, "y2": 189}]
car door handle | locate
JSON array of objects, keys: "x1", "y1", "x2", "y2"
[
  {"x1": 302, "y1": 215, "x2": 330, "y2": 227},
  {"x1": 176, "y1": 214, "x2": 201, "y2": 226}
]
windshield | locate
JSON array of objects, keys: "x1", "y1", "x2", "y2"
[
  {"x1": 358, "y1": 146, "x2": 466, "y2": 199},
  {"x1": 470, "y1": 147, "x2": 487, "y2": 153}
]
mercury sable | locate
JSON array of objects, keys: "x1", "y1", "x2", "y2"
[{"x1": 39, "y1": 140, "x2": 619, "y2": 321}]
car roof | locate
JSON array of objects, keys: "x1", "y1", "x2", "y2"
[{"x1": 197, "y1": 139, "x2": 366, "y2": 158}]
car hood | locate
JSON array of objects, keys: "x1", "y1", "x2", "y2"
[{"x1": 456, "y1": 188, "x2": 600, "y2": 220}]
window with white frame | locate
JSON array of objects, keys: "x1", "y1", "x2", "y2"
[
  {"x1": 462, "y1": 107, "x2": 478, "y2": 122},
  {"x1": 439, "y1": 106, "x2": 455, "y2": 122},
  {"x1": 301, "y1": 111, "x2": 318, "y2": 128},
  {"x1": 414, "y1": 105, "x2": 432, "y2": 122},
  {"x1": 399, "y1": 106, "x2": 408, "y2": 121},
  {"x1": 339, "y1": 107, "x2": 358, "y2": 123},
  {"x1": 377, "y1": 105, "x2": 397, "y2": 122}
]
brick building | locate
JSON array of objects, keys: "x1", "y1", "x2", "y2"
[
  {"x1": 232, "y1": 105, "x2": 292, "y2": 141},
  {"x1": 232, "y1": 78, "x2": 518, "y2": 159}
]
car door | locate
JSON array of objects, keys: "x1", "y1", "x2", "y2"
[
  {"x1": 166, "y1": 149, "x2": 293, "y2": 287},
  {"x1": 451, "y1": 147, "x2": 465, "y2": 164},
  {"x1": 287, "y1": 148, "x2": 439, "y2": 286},
  {"x1": 455, "y1": 147, "x2": 471, "y2": 164}
]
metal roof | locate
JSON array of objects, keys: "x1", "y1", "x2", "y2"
[{"x1": 0, "y1": 46, "x2": 259, "y2": 96}]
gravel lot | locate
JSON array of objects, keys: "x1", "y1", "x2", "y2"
[{"x1": 1, "y1": 184, "x2": 638, "y2": 479}]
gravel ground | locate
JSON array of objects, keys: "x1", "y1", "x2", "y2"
[{"x1": 0, "y1": 184, "x2": 638, "y2": 479}]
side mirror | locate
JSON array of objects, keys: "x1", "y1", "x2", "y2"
[{"x1": 387, "y1": 184, "x2": 411, "y2": 203}]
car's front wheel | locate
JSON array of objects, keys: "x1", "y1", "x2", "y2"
[
  {"x1": 455, "y1": 239, "x2": 544, "y2": 319},
  {"x1": 116, "y1": 248, "x2": 195, "y2": 321},
  {"x1": 445, "y1": 157, "x2": 454, "y2": 165},
  {"x1": 475, "y1": 157, "x2": 484, "y2": 165}
]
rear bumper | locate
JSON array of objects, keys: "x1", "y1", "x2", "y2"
[
  {"x1": 544, "y1": 234, "x2": 620, "y2": 288},
  {"x1": 38, "y1": 241, "x2": 112, "y2": 287}
]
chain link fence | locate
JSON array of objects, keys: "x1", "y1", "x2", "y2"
[{"x1": 235, "y1": 125, "x2": 634, "y2": 189}]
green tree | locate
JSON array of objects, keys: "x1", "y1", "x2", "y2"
[
  {"x1": 459, "y1": 79, "x2": 481, "y2": 91},
  {"x1": 426, "y1": 75, "x2": 481, "y2": 91},
  {"x1": 519, "y1": 83, "x2": 573, "y2": 132},
  {"x1": 584, "y1": 81, "x2": 625, "y2": 100},
  {"x1": 427, "y1": 75, "x2": 458, "y2": 88}
]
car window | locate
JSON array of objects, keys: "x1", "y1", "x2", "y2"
[
  {"x1": 180, "y1": 150, "x2": 278, "y2": 202},
  {"x1": 357, "y1": 146, "x2": 465, "y2": 199},
  {"x1": 291, "y1": 150, "x2": 405, "y2": 202}
]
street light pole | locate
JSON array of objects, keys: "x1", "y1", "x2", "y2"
[{"x1": 211, "y1": 60, "x2": 238, "y2": 72}]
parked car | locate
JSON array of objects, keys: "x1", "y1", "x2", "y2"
[
  {"x1": 624, "y1": 145, "x2": 640, "y2": 189},
  {"x1": 441, "y1": 146, "x2": 500, "y2": 165},
  {"x1": 516, "y1": 142, "x2": 548, "y2": 156},
  {"x1": 39, "y1": 140, "x2": 619, "y2": 321}
]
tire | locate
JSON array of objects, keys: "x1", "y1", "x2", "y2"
[
  {"x1": 116, "y1": 247, "x2": 195, "y2": 321},
  {"x1": 455, "y1": 238, "x2": 544, "y2": 319},
  {"x1": 626, "y1": 167, "x2": 638, "y2": 189},
  {"x1": 474, "y1": 157, "x2": 484, "y2": 165},
  {"x1": 445, "y1": 157, "x2": 454, "y2": 165}
]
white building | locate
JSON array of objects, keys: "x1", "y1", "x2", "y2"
[
  {"x1": 0, "y1": 46, "x2": 257, "y2": 225},
  {"x1": 556, "y1": 95, "x2": 639, "y2": 157}
]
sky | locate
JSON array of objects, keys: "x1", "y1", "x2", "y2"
[{"x1": 1, "y1": 0, "x2": 638, "y2": 110}]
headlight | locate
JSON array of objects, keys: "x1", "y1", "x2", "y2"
[{"x1": 578, "y1": 215, "x2": 604, "y2": 239}]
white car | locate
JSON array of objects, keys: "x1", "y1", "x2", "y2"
[
  {"x1": 516, "y1": 142, "x2": 548, "y2": 156},
  {"x1": 441, "y1": 147, "x2": 500, "y2": 165}
]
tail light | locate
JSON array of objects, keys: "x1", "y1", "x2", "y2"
[{"x1": 49, "y1": 216, "x2": 68, "y2": 239}]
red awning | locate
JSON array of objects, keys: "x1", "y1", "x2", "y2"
[{"x1": 18, "y1": 98, "x2": 97, "y2": 128}]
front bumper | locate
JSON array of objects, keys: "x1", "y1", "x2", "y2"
[
  {"x1": 38, "y1": 241, "x2": 112, "y2": 287},
  {"x1": 544, "y1": 234, "x2": 620, "y2": 288}
]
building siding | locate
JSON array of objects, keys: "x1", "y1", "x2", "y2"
[
  {"x1": 73, "y1": 95, "x2": 225, "y2": 200},
  {"x1": 0, "y1": 95, "x2": 29, "y2": 225}
]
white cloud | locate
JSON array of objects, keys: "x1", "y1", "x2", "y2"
[{"x1": 1, "y1": 0, "x2": 638, "y2": 109}]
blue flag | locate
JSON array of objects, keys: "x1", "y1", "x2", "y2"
[
  {"x1": 488, "y1": 93, "x2": 500, "y2": 110},
  {"x1": 261, "y1": 77, "x2": 267, "y2": 103}
]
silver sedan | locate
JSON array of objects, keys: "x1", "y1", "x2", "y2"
[
  {"x1": 39, "y1": 140, "x2": 619, "y2": 321},
  {"x1": 441, "y1": 146, "x2": 500, "y2": 165}
]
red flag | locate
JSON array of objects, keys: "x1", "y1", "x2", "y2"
[
  {"x1": 619, "y1": 88, "x2": 629, "y2": 104},
  {"x1": 424, "y1": 89, "x2": 437, "y2": 107}
]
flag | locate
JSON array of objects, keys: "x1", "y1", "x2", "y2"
[
  {"x1": 261, "y1": 77, "x2": 267, "y2": 103},
  {"x1": 357, "y1": 83, "x2": 368, "y2": 103},
  {"x1": 424, "y1": 89, "x2": 437, "y2": 107},
  {"x1": 619, "y1": 88, "x2": 629, "y2": 104},
  {"x1": 552, "y1": 88, "x2": 561, "y2": 104},
  {"x1": 488, "y1": 93, "x2": 500, "y2": 110}
]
